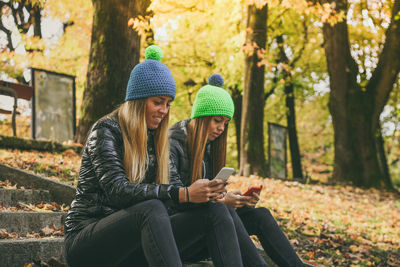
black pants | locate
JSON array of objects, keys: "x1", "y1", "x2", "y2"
[
  {"x1": 227, "y1": 206, "x2": 270, "y2": 267},
  {"x1": 236, "y1": 206, "x2": 304, "y2": 267},
  {"x1": 64, "y1": 200, "x2": 244, "y2": 267},
  {"x1": 186, "y1": 206, "x2": 269, "y2": 267}
]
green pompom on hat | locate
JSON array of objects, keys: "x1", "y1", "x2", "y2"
[
  {"x1": 191, "y1": 74, "x2": 235, "y2": 120},
  {"x1": 145, "y1": 45, "x2": 163, "y2": 61}
]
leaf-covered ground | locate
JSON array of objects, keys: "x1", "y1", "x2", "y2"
[
  {"x1": 0, "y1": 149, "x2": 80, "y2": 185},
  {"x1": 0, "y1": 148, "x2": 399, "y2": 266},
  {"x1": 227, "y1": 176, "x2": 400, "y2": 266},
  {"x1": 0, "y1": 224, "x2": 64, "y2": 240}
]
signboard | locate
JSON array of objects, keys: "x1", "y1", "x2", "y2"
[
  {"x1": 268, "y1": 122, "x2": 287, "y2": 179},
  {"x1": 31, "y1": 68, "x2": 76, "y2": 142}
]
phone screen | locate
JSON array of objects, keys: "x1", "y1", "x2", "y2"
[
  {"x1": 242, "y1": 186, "x2": 262, "y2": 196},
  {"x1": 213, "y1": 167, "x2": 235, "y2": 182}
]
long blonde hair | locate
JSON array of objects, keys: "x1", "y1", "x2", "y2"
[
  {"x1": 187, "y1": 117, "x2": 228, "y2": 183},
  {"x1": 118, "y1": 100, "x2": 170, "y2": 184}
]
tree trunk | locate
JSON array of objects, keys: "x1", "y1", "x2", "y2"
[
  {"x1": 240, "y1": 4, "x2": 267, "y2": 176},
  {"x1": 276, "y1": 35, "x2": 303, "y2": 179},
  {"x1": 75, "y1": 0, "x2": 150, "y2": 143},
  {"x1": 285, "y1": 82, "x2": 303, "y2": 179},
  {"x1": 376, "y1": 124, "x2": 392, "y2": 187},
  {"x1": 32, "y1": 4, "x2": 42, "y2": 38},
  {"x1": 322, "y1": 0, "x2": 400, "y2": 188},
  {"x1": 229, "y1": 84, "x2": 242, "y2": 166}
]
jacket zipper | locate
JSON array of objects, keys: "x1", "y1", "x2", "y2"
[{"x1": 202, "y1": 161, "x2": 206, "y2": 179}]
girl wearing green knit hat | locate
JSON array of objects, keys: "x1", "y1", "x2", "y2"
[{"x1": 169, "y1": 74, "x2": 305, "y2": 266}]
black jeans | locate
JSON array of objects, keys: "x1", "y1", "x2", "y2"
[
  {"x1": 227, "y1": 206, "x2": 269, "y2": 267},
  {"x1": 187, "y1": 206, "x2": 269, "y2": 267},
  {"x1": 64, "y1": 199, "x2": 243, "y2": 267},
  {"x1": 236, "y1": 206, "x2": 304, "y2": 267}
]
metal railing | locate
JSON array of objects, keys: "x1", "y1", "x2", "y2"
[{"x1": 0, "y1": 85, "x2": 18, "y2": 136}]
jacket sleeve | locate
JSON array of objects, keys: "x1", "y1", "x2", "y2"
[
  {"x1": 86, "y1": 126, "x2": 179, "y2": 208},
  {"x1": 169, "y1": 138, "x2": 185, "y2": 187},
  {"x1": 169, "y1": 136, "x2": 208, "y2": 210}
]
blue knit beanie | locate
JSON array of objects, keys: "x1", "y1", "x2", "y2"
[{"x1": 125, "y1": 45, "x2": 176, "y2": 101}]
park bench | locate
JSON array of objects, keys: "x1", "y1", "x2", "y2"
[{"x1": 0, "y1": 80, "x2": 33, "y2": 137}]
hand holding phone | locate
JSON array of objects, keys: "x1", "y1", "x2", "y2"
[
  {"x1": 242, "y1": 185, "x2": 262, "y2": 196},
  {"x1": 217, "y1": 190, "x2": 247, "y2": 209}
]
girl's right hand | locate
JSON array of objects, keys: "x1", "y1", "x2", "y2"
[{"x1": 187, "y1": 179, "x2": 225, "y2": 203}]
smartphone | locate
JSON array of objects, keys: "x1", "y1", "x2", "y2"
[
  {"x1": 213, "y1": 167, "x2": 235, "y2": 182},
  {"x1": 242, "y1": 185, "x2": 263, "y2": 196}
]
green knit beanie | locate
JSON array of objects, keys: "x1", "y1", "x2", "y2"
[{"x1": 191, "y1": 74, "x2": 235, "y2": 120}]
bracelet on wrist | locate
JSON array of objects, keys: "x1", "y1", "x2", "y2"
[
  {"x1": 185, "y1": 187, "x2": 190, "y2": 202},
  {"x1": 183, "y1": 187, "x2": 187, "y2": 202}
]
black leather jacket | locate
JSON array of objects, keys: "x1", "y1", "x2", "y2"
[
  {"x1": 169, "y1": 119, "x2": 213, "y2": 187},
  {"x1": 65, "y1": 114, "x2": 179, "y2": 234}
]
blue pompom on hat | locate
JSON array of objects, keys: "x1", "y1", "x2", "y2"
[
  {"x1": 125, "y1": 45, "x2": 176, "y2": 101},
  {"x1": 208, "y1": 73, "x2": 224, "y2": 87}
]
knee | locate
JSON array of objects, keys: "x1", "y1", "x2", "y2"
[
  {"x1": 226, "y1": 205, "x2": 236, "y2": 215},
  {"x1": 143, "y1": 199, "x2": 168, "y2": 215},
  {"x1": 226, "y1": 205, "x2": 243, "y2": 223},
  {"x1": 253, "y1": 207, "x2": 277, "y2": 225},
  {"x1": 128, "y1": 199, "x2": 168, "y2": 221},
  {"x1": 144, "y1": 199, "x2": 166, "y2": 208},
  {"x1": 255, "y1": 207, "x2": 272, "y2": 217},
  {"x1": 205, "y1": 202, "x2": 234, "y2": 224},
  {"x1": 207, "y1": 201, "x2": 229, "y2": 214}
]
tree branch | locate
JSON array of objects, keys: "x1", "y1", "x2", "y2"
[
  {"x1": 0, "y1": 21, "x2": 13, "y2": 51},
  {"x1": 368, "y1": 0, "x2": 400, "y2": 124},
  {"x1": 290, "y1": 20, "x2": 309, "y2": 67},
  {"x1": 63, "y1": 20, "x2": 75, "y2": 32},
  {"x1": 265, "y1": 68, "x2": 279, "y2": 101}
]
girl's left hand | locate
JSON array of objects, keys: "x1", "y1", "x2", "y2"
[
  {"x1": 217, "y1": 190, "x2": 252, "y2": 209},
  {"x1": 215, "y1": 190, "x2": 260, "y2": 208},
  {"x1": 246, "y1": 192, "x2": 259, "y2": 207}
]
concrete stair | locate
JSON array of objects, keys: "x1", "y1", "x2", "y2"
[
  {"x1": 0, "y1": 188, "x2": 51, "y2": 207},
  {"x1": 0, "y1": 238, "x2": 64, "y2": 266},
  {"x1": 0, "y1": 186, "x2": 67, "y2": 267},
  {"x1": 0, "y1": 211, "x2": 66, "y2": 233}
]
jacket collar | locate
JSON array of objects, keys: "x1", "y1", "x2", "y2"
[{"x1": 168, "y1": 119, "x2": 191, "y2": 145}]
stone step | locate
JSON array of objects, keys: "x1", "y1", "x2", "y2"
[
  {"x1": 0, "y1": 237, "x2": 306, "y2": 267},
  {"x1": 184, "y1": 262, "x2": 213, "y2": 267},
  {"x1": 0, "y1": 163, "x2": 76, "y2": 205},
  {"x1": 0, "y1": 237, "x2": 212, "y2": 267},
  {"x1": 0, "y1": 211, "x2": 66, "y2": 233},
  {"x1": 0, "y1": 188, "x2": 52, "y2": 207},
  {"x1": 0, "y1": 238, "x2": 65, "y2": 267}
]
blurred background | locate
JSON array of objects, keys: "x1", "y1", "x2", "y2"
[{"x1": 0, "y1": 0, "x2": 399, "y2": 189}]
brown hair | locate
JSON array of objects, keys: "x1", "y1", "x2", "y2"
[
  {"x1": 187, "y1": 117, "x2": 228, "y2": 183},
  {"x1": 118, "y1": 100, "x2": 170, "y2": 184}
]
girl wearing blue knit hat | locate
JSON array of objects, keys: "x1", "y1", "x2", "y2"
[
  {"x1": 64, "y1": 47, "x2": 244, "y2": 267},
  {"x1": 169, "y1": 74, "x2": 305, "y2": 267}
]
